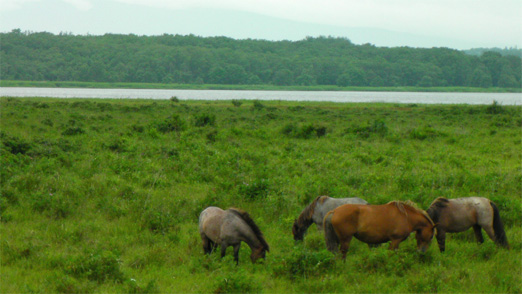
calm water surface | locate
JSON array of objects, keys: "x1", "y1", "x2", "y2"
[{"x1": 1, "y1": 87, "x2": 521, "y2": 105}]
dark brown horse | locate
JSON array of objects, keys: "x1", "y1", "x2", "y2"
[
  {"x1": 198, "y1": 207, "x2": 269, "y2": 264},
  {"x1": 292, "y1": 196, "x2": 368, "y2": 241},
  {"x1": 427, "y1": 197, "x2": 509, "y2": 252},
  {"x1": 324, "y1": 201, "x2": 435, "y2": 259}
]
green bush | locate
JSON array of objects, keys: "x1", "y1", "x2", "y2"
[
  {"x1": 194, "y1": 113, "x2": 216, "y2": 127},
  {"x1": 252, "y1": 100, "x2": 265, "y2": 110},
  {"x1": 239, "y1": 179, "x2": 269, "y2": 201},
  {"x1": 346, "y1": 119, "x2": 388, "y2": 138},
  {"x1": 126, "y1": 279, "x2": 159, "y2": 294},
  {"x1": 274, "y1": 248, "x2": 335, "y2": 280},
  {"x1": 409, "y1": 126, "x2": 445, "y2": 140},
  {"x1": 486, "y1": 100, "x2": 504, "y2": 114},
  {"x1": 155, "y1": 115, "x2": 186, "y2": 133},
  {"x1": 142, "y1": 209, "x2": 179, "y2": 235},
  {"x1": 1, "y1": 133, "x2": 32, "y2": 154},
  {"x1": 65, "y1": 250, "x2": 125, "y2": 283},
  {"x1": 213, "y1": 268, "x2": 262, "y2": 294},
  {"x1": 62, "y1": 126, "x2": 85, "y2": 136},
  {"x1": 30, "y1": 192, "x2": 74, "y2": 219},
  {"x1": 282, "y1": 123, "x2": 327, "y2": 139}
]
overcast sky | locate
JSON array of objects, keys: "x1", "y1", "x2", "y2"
[{"x1": 1, "y1": 0, "x2": 521, "y2": 49}]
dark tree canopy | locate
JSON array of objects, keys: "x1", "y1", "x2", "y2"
[{"x1": 1, "y1": 30, "x2": 520, "y2": 88}]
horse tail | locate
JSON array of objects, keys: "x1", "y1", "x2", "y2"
[
  {"x1": 323, "y1": 210, "x2": 339, "y2": 253},
  {"x1": 490, "y1": 201, "x2": 509, "y2": 249}
]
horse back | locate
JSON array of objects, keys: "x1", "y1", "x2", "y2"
[
  {"x1": 315, "y1": 197, "x2": 368, "y2": 224},
  {"x1": 440, "y1": 197, "x2": 492, "y2": 232},
  {"x1": 330, "y1": 204, "x2": 363, "y2": 235}
]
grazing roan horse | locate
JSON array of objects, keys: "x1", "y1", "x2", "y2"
[
  {"x1": 198, "y1": 206, "x2": 269, "y2": 264},
  {"x1": 324, "y1": 201, "x2": 435, "y2": 259},
  {"x1": 292, "y1": 196, "x2": 368, "y2": 241},
  {"x1": 427, "y1": 197, "x2": 509, "y2": 252}
]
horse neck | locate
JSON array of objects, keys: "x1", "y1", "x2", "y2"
[
  {"x1": 296, "y1": 204, "x2": 315, "y2": 229},
  {"x1": 404, "y1": 206, "x2": 431, "y2": 230},
  {"x1": 242, "y1": 229, "x2": 264, "y2": 251}
]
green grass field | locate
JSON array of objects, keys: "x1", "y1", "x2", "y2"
[{"x1": 1, "y1": 97, "x2": 521, "y2": 293}]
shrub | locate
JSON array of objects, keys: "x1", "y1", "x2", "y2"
[
  {"x1": 239, "y1": 179, "x2": 269, "y2": 201},
  {"x1": 282, "y1": 123, "x2": 327, "y2": 139},
  {"x1": 231, "y1": 100, "x2": 243, "y2": 107},
  {"x1": 194, "y1": 113, "x2": 216, "y2": 127},
  {"x1": 214, "y1": 268, "x2": 262, "y2": 294},
  {"x1": 346, "y1": 119, "x2": 388, "y2": 138},
  {"x1": 170, "y1": 96, "x2": 179, "y2": 103},
  {"x1": 1, "y1": 133, "x2": 32, "y2": 154},
  {"x1": 65, "y1": 250, "x2": 125, "y2": 283},
  {"x1": 142, "y1": 209, "x2": 178, "y2": 235},
  {"x1": 274, "y1": 248, "x2": 335, "y2": 280},
  {"x1": 62, "y1": 126, "x2": 85, "y2": 136},
  {"x1": 103, "y1": 137, "x2": 128, "y2": 153},
  {"x1": 486, "y1": 100, "x2": 503, "y2": 114},
  {"x1": 252, "y1": 100, "x2": 265, "y2": 110},
  {"x1": 42, "y1": 118, "x2": 54, "y2": 127},
  {"x1": 354, "y1": 249, "x2": 414, "y2": 277},
  {"x1": 127, "y1": 279, "x2": 159, "y2": 294},
  {"x1": 30, "y1": 192, "x2": 73, "y2": 219},
  {"x1": 206, "y1": 130, "x2": 218, "y2": 143},
  {"x1": 409, "y1": 126, "x2": 445, "y2": 140},
  {"x1": 155, "y1": 115, "x2": 186, "y2": 133}
]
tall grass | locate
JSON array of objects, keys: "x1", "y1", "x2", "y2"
[{"x1": 1, "y1": 97, "x2": 521, "y2": 293}]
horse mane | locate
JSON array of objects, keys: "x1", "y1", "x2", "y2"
[
  {"x1": 426, "y1": 197, "x2": 449, "y2": 224},
  {"x1": 228, "y1": 208, "x2": 270, "y2": 251},
  {"x1": 390, "y1": 200, "x2": 435, "y2": 226},
  {"x1": 295, "y1": 196, "x2": 326, "y2": 227}
]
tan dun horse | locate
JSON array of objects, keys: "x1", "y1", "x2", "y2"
[
  {"x1": 198, "y1": 206, "x2": 269, "y2": 264},
  {"x1": 427, "y1": 197, "x2": 509, "y2": 252},
  {"x1": 324, "y1": 201, "x2": 435, "y2": 259},
  {"x1": 292, "y1": 196, "x2": 368, "y2": 241}
]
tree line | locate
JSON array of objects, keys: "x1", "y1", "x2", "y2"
[{"x1": 1, "y1": 29, "x2": 520, "y2": 88}]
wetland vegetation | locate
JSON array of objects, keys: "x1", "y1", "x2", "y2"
[{"x1": 1, "y1": 97, "x2": 521, "y2": 293}]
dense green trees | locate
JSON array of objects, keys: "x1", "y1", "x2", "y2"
[{"x1": 1, "y1": 30, "x2": 520, "y2": 88}]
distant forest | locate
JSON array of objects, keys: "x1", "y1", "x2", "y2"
[{"x1": 1, "y1": 29, "x2": 521, "y2": 88}]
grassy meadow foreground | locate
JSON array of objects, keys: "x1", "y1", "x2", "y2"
[{"x1": 1, "y1": 97, "x2": 521, "y2": 293}]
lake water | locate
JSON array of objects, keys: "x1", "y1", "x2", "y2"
[{"x1": 1, "y1": 87, "x2": 521, "y2": 105}]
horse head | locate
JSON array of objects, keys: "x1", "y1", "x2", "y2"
[
  {"x1": 250, "y1": 245, "x2": 269, "y2": 263},
  {"x1": 292, "y1": 219, "x2": 306, "y2": 241},
  {"x1": 416, "y1": 222, "x2": 436, "y2": 253}
]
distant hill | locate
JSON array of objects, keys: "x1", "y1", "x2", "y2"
[{"x1": 1, "y1": 30, "x2": 520, "y2": 88}]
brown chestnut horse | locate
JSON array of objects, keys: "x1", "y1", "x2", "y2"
[
  {"x1": 427, "y1": 197, "x2": 509, "y2": 252},
  {"x1": 292, "y1": 196, "x2": 368, "y2": 242},
  {"x1": 199, "y1": 206, "x2": 269, "y2": 264},
  {"x1": 324, "y1": 201, "x2": 435, "y2": 259}
]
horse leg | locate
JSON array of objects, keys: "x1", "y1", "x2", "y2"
[
  {"x1": 473, "y1": 225, "x2": 484, "y2": 244},
  {"x1": 367, "y1": 243, "x2": 380, "y2": 249},
  {"x1": 211, "y1": 240, "x2": 219, "y2": 253},
  {"x1": 436, "y1": 230, "x2": 446, "y2": 252},
  {"x1": 389, "y1": 239, "x2": 402, "y2": 251},
  {"x1": 201, "y1": 234, "x2": 212, "y2": 254},
  {"x1": 233, "y1": 243, "x2": 241, "y2": 265},
  {"x1": 220, "y1": 242, "x2": 228, "y2": 259},
  {"x1": 339, "y1": 236, "x2": 353, "y2": 260},
  {"x1": 481, "y1": 224, "x2": 496, "y2": 244}
]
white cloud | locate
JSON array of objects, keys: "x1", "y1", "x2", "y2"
[
  {"x1": 0, "y1": 0, "x2": 40, "y2": 11},
  {"x1": 112, "y1": 0, "x2": 521, "y2": 46},
  {"x1": 62, "y1": 0, "x2": 92, "y2": 11}
]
